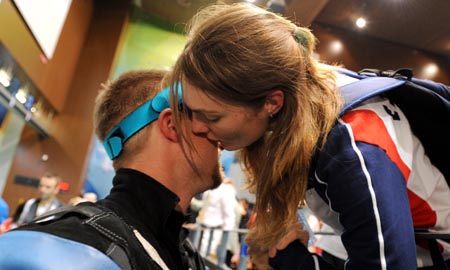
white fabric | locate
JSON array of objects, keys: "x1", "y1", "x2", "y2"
[
  {"x1": 198, "y1": 182, "x2": 237, "y2": 257},
  {"x1": 133, "y1": 230, "x2": 169, "y2": 270},
  {"x1": 314, "y1": 224, "x2": 347, "y2": 260},
  {"x1": 199, "y1": 183, "x2": 237, "y2": 230}
]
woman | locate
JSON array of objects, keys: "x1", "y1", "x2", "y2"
[{"x1": 169, "y1": 3, "x2": 450, "y2": 269}]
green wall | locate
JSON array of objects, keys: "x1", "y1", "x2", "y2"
[
  {"x1": 85, "y1": 6, "x2": 187, "y2": 199},
  {"x1": 112, "y1": 6, "x2": 187, "y2": 79}
]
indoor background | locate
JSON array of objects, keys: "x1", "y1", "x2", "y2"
[{"x1": 0, "y1": 0, "x2": 449, "y2": 212}]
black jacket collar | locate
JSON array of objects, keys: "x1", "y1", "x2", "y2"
[{"x1": 100, "y1": 168, "x2": 187, "y2": 269}]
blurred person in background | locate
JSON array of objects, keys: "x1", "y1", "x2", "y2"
[
  {"x1": 197, "y1": 176, "x2": 237, "y2": 269},
  {"x1": 82, "y1": 192, "x2": 97, "y2": 203},
  {"x1": 68, "y1": 192, "x2": 98, "y2": 206},
  {"x1": 13, "y1": 172, "x2": 64, "y2": 228}
]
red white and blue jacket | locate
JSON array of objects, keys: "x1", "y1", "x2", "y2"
[
  {"x1": 271, "y1": 72, "x2": 450, "y2": 270},
  {"x1": 298, "y1": 72, "x2": 450, "y2": 270},
  {"x1": 307, "y1": 95, "x2": 450, "y2": 269}
]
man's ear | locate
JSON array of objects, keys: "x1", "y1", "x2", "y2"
[
  {"x1": 264, "y1": 90, "x2": 284, "y2": 116},
  {"x1": 158, "y1": 108, "x2": 179, "y2": 143}
]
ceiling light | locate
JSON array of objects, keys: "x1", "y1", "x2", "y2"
[
  {"x1": 15, "y1": 88, "x2": 27, "y2": 104},
  {"x1": 356, "y1": 17, "x2": 367, "y2": 28},
  {"x1": 329, "y1": 40, "x2": 343, "y2": 54},
  {"x1": 0, "y1": 69, "x2": 11, "y2": 87},
  {"x1": 423, "y1": 63, "x2": 438, "y2": 79}
]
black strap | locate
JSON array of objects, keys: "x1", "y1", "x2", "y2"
[
  {"x1": 31, "y1": 203, "x2": 162, "y2": 270},
  {"x1": 339, "y1": 76, "x2": 406, "y2": 117},
  {"x1": 359, "y1": 68, "x2": 413, "y2": 80},
  {"x1": 33, "y1": 204, "x2": 103, "y2": 223},
  {"x1": 416, "y1": 232, "x2": 450, "y2": 270}
]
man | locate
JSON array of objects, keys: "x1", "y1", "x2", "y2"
[
  {"x1": 0, "y1": 70, "x2": 222, "y2": 269},
  {"x1": 14, "y1": 172, "x2": 64, "y2": 227}
]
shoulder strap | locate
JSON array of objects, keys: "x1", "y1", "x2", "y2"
[
  {"x1": 30, "y1": 203, "x2": 134, "y2": 270},
  {"x1": 339, "y1": 76, "x2": 406, "y2": 117},
  {"x1": 33, "y1": 203, "x2": 103, "y2": 223},
  {"x1": 31, "y1": 203, "x2": 164, "y2": 270}
]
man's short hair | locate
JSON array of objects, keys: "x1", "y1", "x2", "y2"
[
  {"x1": 41, "y1": 172, "x2": 61, "y2": 184},
  {"x1": 93, "y1": 70, "x2": 167, "y2": 170}
]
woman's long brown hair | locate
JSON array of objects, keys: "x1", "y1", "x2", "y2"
[{"x1": 169, "y1": 3, "x2": 343, "y2": 249}]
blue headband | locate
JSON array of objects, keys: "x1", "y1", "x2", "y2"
[{"x1": 103, "y1": 84, "x2": 182, "y2": 160}]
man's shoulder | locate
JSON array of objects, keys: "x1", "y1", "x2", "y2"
[
  {"x1": 53, "y1": 198, "x2": 65, "y2": 207},
  {"x1": 10, "y1": 203, "x2": 138, "y2": 269},
  {"x1": 16, "y1": 203, "x2": 171, "y2": 270},
  {"x1": 16, "y1": 203, "x2": 119, "y2": 252},
  {"x1": 24, "y1": 197, "x2": 38, "y2": 205}
]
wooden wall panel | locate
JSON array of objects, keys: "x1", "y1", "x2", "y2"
[
  {"x1": 2, "y1": 0, "x2": 131, "y2": 212},
  {"x1": 42, "y1": 0, "x2": 93, "y2": 112},
  {"x1": 0, "y1": 0, "x2": 48, "y2": 91},
  {"x1": 0, "y1": 0, "x2": 93, "y2": 112}
]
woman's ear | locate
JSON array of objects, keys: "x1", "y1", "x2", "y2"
[
  {"x1": 158, "y1": 108, "x2": 179, "y2": 143},
  {"x1": 264, "y1": 90, "x2": 284, "y2": 116}
]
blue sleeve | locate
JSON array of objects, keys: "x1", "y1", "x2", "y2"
[
  {"x1": 314, "y1": 124, "x2": 416, "y2": 269},
  {"x1": 0, "y1": 198, "x2": 8, "y2": 223},
  {"x1": 0, "y1": 230, "x2": 121, "y2": 270}
]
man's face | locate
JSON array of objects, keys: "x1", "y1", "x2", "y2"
[
  {"x1": 182, "y1": 120, "x2": 223, "y2": 190},
  {"x1": 38, "y1": 177, "x2": 59, "y2": 201}
]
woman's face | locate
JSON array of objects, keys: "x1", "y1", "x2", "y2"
[{"x1": 182, "y1": 80, "x2": 269, "y2": 150}]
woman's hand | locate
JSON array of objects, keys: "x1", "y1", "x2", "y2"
[
  {"x1": 248, "y1": 246, "x2": 274, "y2": 270},
  {"x1": 268, "y1": 221, "x2": 309, "y2": 258},
  {"x1": 249, "y1": 221, "x2": 309, "y2": 269}
]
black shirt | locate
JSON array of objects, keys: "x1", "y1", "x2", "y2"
[{"x1": 99, "y1": 168, "x2": 187, "y2": 269}]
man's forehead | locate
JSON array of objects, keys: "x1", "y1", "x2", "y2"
[{"x1": 41, "y1": 177, "x2": 57, "y2": 183}]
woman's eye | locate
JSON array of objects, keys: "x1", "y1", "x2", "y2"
[
  {"x1": 206, "y1": 117, "x2": 219, "y2": 123},
  {"x1": 202, "y1": 114, "x2": 221, "y2": 123},
  {"x1": 181, "y1": 104, "x2": 193, "y2": 118}
]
